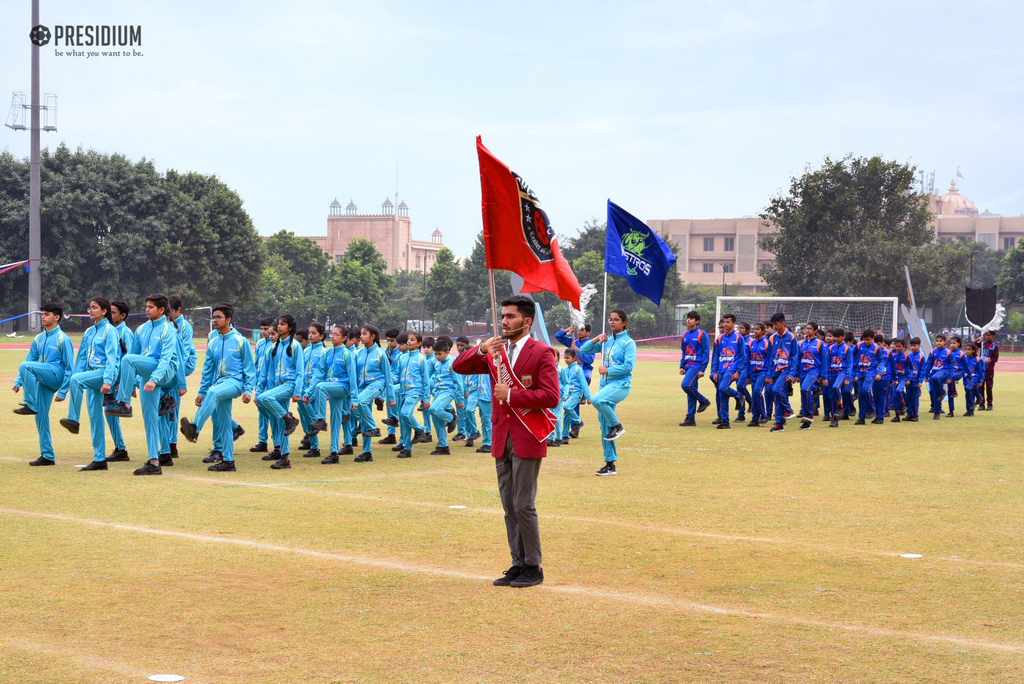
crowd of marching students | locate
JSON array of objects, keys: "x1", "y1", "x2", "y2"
[{"x1": 678, "y1": 310, "x2": 1000, "y2": 431}]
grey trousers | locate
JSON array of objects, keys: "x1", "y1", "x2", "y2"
[{"x1": 496, "y1": 435, "x2": 542, "y2": 567}]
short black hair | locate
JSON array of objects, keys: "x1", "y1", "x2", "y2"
[
  {"x1": 844, "y1": 332, "x2": 854, "y2": 343},
  {"x1": 935, "y1": 333, "x2": 946, "y2": 342},
  {"x1": 110, "y1": 300, "x2": 130, "y2": 317},
  {"x1": 260, "y1": 317, "x2": 275, "y2": 328},
  {"x1": 396, "y1": 332, "x2": 409, "y2": 345},
  {"x1": 833, "y1": 327, "x2": 844, "y2": 339},
  {"x1": 687, "y1": 310, "x2": 701, "y2": 322},
  {"x1": 456, "y1": 336, "x2": 470, "y2": 345},
  {"x1": 910, "y1": 337, "x2": 921, "y2": 345},
  {"x1": 501, "y1": 294, "x2": 536, "y2": 323},
  {"x1": 770, "y1": 312, "x2": 785, "y2": 324},
  {"x1": 422, "y1": 337, "x2": 435, "y2": 348},
  {"x1": 564, "y1": 347, "x2": 577, "y2": 358},
  {"x1": 212, "y1": 303, "x2": 233, "y2": 321},
  {"x1": 723, "y1": 313, "x2": 736, "y2": 323},
  {"x1": 40, "y1": 302, "x2": 63, "y2": 318},
  {"x1": 146, "y1": 293, "x2": 169, "y2": 314},
  {"x1": 611, "y1": 309, "x2": 628, "y2": 325},
  {"x1": 434, "y1": 338, "x2": 451, "y2": 353},
  {"x1": 295, "y1": 328, "x2": 309, "y2": 342},
  {"x1": 893, "y1": 338, "x2": 905, "y2": 347},
  {"x1": 168, "y1": 294, "x2": 183, "y2": 312},
  {"x1": 385, "y1": 328, "x2": 400, "y2": 339}
]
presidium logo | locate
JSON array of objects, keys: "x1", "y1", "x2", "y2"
[
  {"x1": 620, "y1": 229, "x2": 653, "y2": 277},
  {"x1": 29, "y1": 23, "x2": 143, "y2": 57},
  {"x1": 29, "y1": 25, "x2": 51, "y2": 46}
]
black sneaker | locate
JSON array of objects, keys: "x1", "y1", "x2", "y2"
[
  {"x1": 891, "y1": 415, "x2": 902, "y2": 423},
  {"x1": 697, "y1": 400, "x2": 711, "y2": 413},
  {"x1": 298, "y1": 436, "x2": 311, "y2": 450},
  {"x1": 262, "y1": 448, "x2": 281, "y2": 462},
  {"x1": 468, "y1": 432, "x2": 481, "y2": 440},
  {"x1": 476, "y1": 445, "x2": 492, "y2": 453},
  {"x1": 339, "y1": 445, "x2": 354, "y2": 456},
  {"x1": 933, "y1": 413, "x2": 941, "y2": 420},
  {"x1": 59, "y1": 418, "x2": 80, "y2": 434},
  {"x1": 679, "y1": 418, "x2": 696, "y2": 427},
  {"x1": 354, "y1": 452, "x2": 373, "y2": 462},
  {"x1": 308, "y1": 419, "x2": 327, "y2": 434},
  {"x1": 799, "y1": 420, "x2": 811, "y2": 430},
  {"x1": 378, "y1": 435, "x2": 397, "y2": 445},
  {"x1": 80, "y1": 460, "x2": 108, "y2": 471},
  {"x1": 233, "y1": 425, "x2": 245, "y2": 441},
  {"x1": 411, "y1": 431, "x2": 428, "y2": 445},
  {"x1": 769, "y1": 424, "x2": 784, "y2": 433},
  {"x1": 203, "y1": 450, "x2": 223, "y2": 464},
  {"x1": 465, "y1": 439, "x2": 476, "y2": 448},
  {"x1": 963, "y1": 410, "x2": 974, "y2": 417},
  {"x1": 392, "y1": 443, "x2": 404, "y2": 452},
  {"x1": 321, "y1": 452, "x2": 339, "y2": 464},
  {"x1": 169, "y1": 444, "x2": 178, "y2": 458},
  {"x1": 208, "y1": 460, "x2": 236, "y2": 472},
  {"x1": 283, "y1": 413, "x2": 300, "y2": 436},
  {"x1": 13, "y1": 404, "x2": 37, "y2": 416},
  {"x1": 430, "y1": 447, "x2": 450, "y2": 455},
  {"x1": 907, "y1": 416, "x2": 919, "y2": 422},
  {"x1": 493, "y1": 565, "x2": 524, "y2": 586},
  {"x1": 453, "y1": 434, "x2": 466, "y2": 442},
  {"x1": 829, "y1": 419, "x2": 839, "y2": 428},
  {"x1": 447, "y1": 416, "x2": 458, "y2": 434},
  {"x1": 603, "y1": 424, "x2": 625, "y2": 441},
  {"x1": 747, "y1": 420, "x2": 761, "y2": 427},
  {"x1": 249, "y1": 442, "x2": 268, "y2": 453},
  {"x1": 871, "y1": 417, "x2": 884, "y2": 424},
  {"x1": 106, "y1": 449, "x2": 130, "y2": 462},
  {"x1": 270, "y1": 458, "x2": 291, "y2": 469},
  {"x1": 370, "y1": 428, "x2": 381, "y2": 437},
  {"x1": 839, "y1": 414, "x2": 851, "y2": 421},
  {"x1": 716, "y1": 421, "x2": 731, "y2": 429},
  {"x1": 157, "y1": 394, "x2": 177, "y2": 417},
  {"x1": 302, "y1": 449, "x2": 321, "y2": 459},
  {"x1": 510, "y1": 566, "x2": 544, "y2": 588},
  {"x1": 596, "y1": 462, "x2": 617, "y2": 476},
  {"x1": 104, "y1": 402, "x2": 133, "y2": 418},
  {"x1": 711, "y1": 418, "x2": 721, "y2": 425},
  {"x1": 946, "y1": 411, "x2": 955, "y2": 418},
  {"x1": 546, "y1": 439, "x2": 561, "y2": 447},
  {"x1": 424, "y1": 433, "x2": 433, "y2": 443},
  {"x1": 133, "y1": 462, "x2": 162, "y2": 476},
  {"x1": 158, "y1": 453, "x2": 174, "y2": 467},
  {"x1": 381, "y1": 417, "x2": 399, "y2": 428},
  {"x1": 179, "y1": 417, "x2": 199, "y2": 443},
  {"x1": 560, "y1": 438, "x2": 569, "y2": 445},
  {"x1": 397, "y1": 450, "x2": 412, "y2": 459},
  {"x1": 855, "y1": 418, "x2": 866, "y2": 425},
  {"x1": 102, "y1": 393, "x2": 117, "y2": 407},
  {"x1": 29, "y1": 456, "x2": 54, "y2": 466},
  {"x1": 569, "y1": 427, "x2": 580, "y2": 439}
]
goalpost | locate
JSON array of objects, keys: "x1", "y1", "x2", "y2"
[{"x1": 715, "y1": 297, "x2": 899, "y2": 339}]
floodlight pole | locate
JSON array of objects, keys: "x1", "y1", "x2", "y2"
[{"x1": 27, "y1": 0, "x2": 42, "y2": 333}]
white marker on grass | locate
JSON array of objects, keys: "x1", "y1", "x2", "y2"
[
  {"x1": 900, "y1": 554, "x2": 923, "y2": 559},
  {"x1": 149, "y1": 676, "x2": 184, "y2": 682},
  {"x1": 448, "y1": 505, "x2": 466, "y2": 509}
]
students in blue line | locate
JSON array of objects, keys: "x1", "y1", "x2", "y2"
[
  {"x1": 351, "y1": 325, "x2": 396, "y2": 462},
  {"x1": 167, "y1": 295, "x2": 197, "y2": 460},
  {"x1": 14, "y1": 302, "x2": 75, "y2": 466},
  {"x1": 59, "y1": 297, "x2": 122, "y2": 470},
  {"x1": 795, "y1": 322, "x2": 827, "y2": 430},
  {"x1": 104, "y1": 300, "x2": 138, "y2": 462},
  {"x1": 308, "y1": 325, "x2": 359, "y2": 463},
  {"x1": 179, "y1": 303, "x2": 256, "y2": 471},
  {"x1": 557, "y1": 347, "x2": 591, "y2": 443},
  {"x1": 255, "y1": 315, "x2": 304, "y2": 470},
  {"x1": 248, "y1": 317, "x2": 276, "y2": 454},
  {"x1": 294, "y1": 323, "x2": 326, "y2": 459},
  {"x1": 379, "y1": 328, "x2": 402, "y2": 446},
  {"x1": 678, "y1": 310, "x2": 711, "y2": 427},
  {"x1": 426, "y1": 337, "x2": 462, "y2": 456},
  {"x1": 710, "y1": 313, "x2": 749, "y2": 429},
  {"x1": 394, "y1": 331, "x2": 429, "y2": 458},
  {"x1": 580, "y1": 310, "x2": 636, "y2": 477}
]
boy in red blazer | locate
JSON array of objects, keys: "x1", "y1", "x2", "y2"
[{"x1": 453, "y1": 295, "x2": 560, "y2": 588}]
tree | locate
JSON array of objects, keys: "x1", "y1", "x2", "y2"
[
  {"x1": 759, "y1": 155, "x2": 934, "y2": 297},
  {"x1": 997, "y1": 243, "x2": 1024, "y2": 305},
  {"x1": 424, "y1": 247, "x2": 462, "y2": 316},
  {"x1": 264, "y1": 230, "x2": 331, "y2": 297},
  {"x1": 908, "y1": 239, "x2": 972, "y2": 307},
  {"x1": 461, "y1": 233, "x2": 510, "y2": 324}
]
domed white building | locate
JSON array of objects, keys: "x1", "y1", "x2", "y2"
[{"x1": 930, "y1": 180, "x2": 1024, "y2": 250}]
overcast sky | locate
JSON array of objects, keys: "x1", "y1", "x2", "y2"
[{"x1": 2, "y1": 0, "x2": 1021, "y2": 256}]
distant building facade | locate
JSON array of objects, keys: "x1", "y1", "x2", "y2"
[
  {"x1": 647, "y1": 180, "x2": 1024, "y2": 294},
  {"x1": 307, "y1": 198, "x2": 445, "y2": 274}
]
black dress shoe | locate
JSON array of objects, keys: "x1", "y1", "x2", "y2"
[
  {"x1": 233, "y1": 425, "x2": 245, "y2": 441},
  {"x1": 59, "y1": 418, "x2": 80, "y2": 434},
  {"x1": 493, "y1": 565, "x2": 524, "y2": 586},
  {"x1": 179, "y1": 417, "x2": 199, "y2": 443},
  {"x1": 262, "y1": 448, "x2": 281, "y2": 461},
  {"x1": 510, "y1": 565, "x2": 544, "y2": 588},
  {"x1": 203, "y1": 450, "x2": 223, "y2": 464},
  {"x1": 133, "y1": 462, "x2": 162, "y2": 475},
  {"x1": 430, "y1": 447, "x2": 450, "y2": 455},
  {"x1": 270, "y1": 458, "x2": 291, "y2": 469},
  {"x1": 106, "y1": 449, "x2": 130, "y2": 462},
  {"x1": 104, "y1": 402, "x2": 132, "y2": 418},
  {"x1": 354, "y1": 452, "x2": 373, "y2": 462},
  {"x1": 283, "y1": 413, "x2": 299, "y2": 436},
  {"x1": 80, "y1": 460, "x2": 108, "y2": 471},
  {"x1": 679, "y1": 418, "x2": 696, "y2": 427},
  {"x1": 13, "y1": 404, "x2": 37, "y2": 416},
  {"x1": 158, "y1": 453, "x2": 174, "y2": 467},
  {"x1": 208, "y1": 460, "x2": 236, "y2": 471},
  {"x1": 476, "y1": 445, "x2": 492, "y2": 453},
  {"x1": 29, "y1": 456, "x2": 54, "y2": 466},
  {"x1": 157, "y1": 394, "x2": 177, "y2": 417},
  {"x1": 321, "y1": 452, "x2": 339, "y2": 464},
  {"x1": 249, "y1": 442, "x2": 268, "y2": 453},
  {"x1": 308, "y1": 419, "x2": 327, "y2": 434},
  {"x1": 302, "y1": 449, "x2": 321, "y2": 458}
]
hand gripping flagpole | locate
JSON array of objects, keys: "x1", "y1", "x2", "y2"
[{"x1": 488, "y1": 267, "x2": 505, "y2": 405}]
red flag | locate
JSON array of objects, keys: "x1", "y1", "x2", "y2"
[{"x1": 477, "y1": 136, "x2": 582, "y2": 309}]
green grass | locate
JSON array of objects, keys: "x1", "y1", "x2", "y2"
[{"x1": 1, "y1": 349, "x2": 1023, "y2": 683}]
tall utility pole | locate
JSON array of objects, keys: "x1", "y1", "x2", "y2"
[{"x1": 28, "y1": 0, "x2": 42, "y2": 333}]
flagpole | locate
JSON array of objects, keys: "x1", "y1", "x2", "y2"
[
  {"x1": 488, "y1": 267, "x2": 505, "y2": 405},
  {"x1": 601, "y1": 270, "x2": 608, "y2": 357}
]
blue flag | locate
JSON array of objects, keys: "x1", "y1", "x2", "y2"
[{"x1": 605, "y1": 200, "x2": 677, "y2": 306}]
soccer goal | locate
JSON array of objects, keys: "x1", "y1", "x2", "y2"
[{"x1": 715, "y1": 297, "x2": 899, "y2": 338}]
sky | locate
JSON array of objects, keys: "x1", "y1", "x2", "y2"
[{"x1": 2, "y1": 0, "x2": 1022, "y2": 257}]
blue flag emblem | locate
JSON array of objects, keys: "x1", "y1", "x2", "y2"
[{"x1": 605, "y1": 200, "x2": 677, "y2": 306}]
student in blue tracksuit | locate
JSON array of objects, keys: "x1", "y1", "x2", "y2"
[
  {"x1": 795, "y1": 322, "x2": 827, "y2": 429},
  {"x1": 558, "y1": 348, "x2": 592, "y2": 442},
  {"x1": 710, "y1": 313, "x2": 748, "y2": 429},
  {"x1": 850, "y1": 329, "x2": 882, "y2": 425},
  {"x1": 945, "y1": 336, "x2": 967, "y2": 417},
  {"x1": 14, "y1": 302, "x2": 75, "y2": 466},
  {"x1": 104, "y1": 293, "x2": 185, "y2": 475},
  {"x1": 735, "y1": 322, "x2": 752, "y2": 421},
  {"x1": 395, "y1": 332, "x2": 429, "y2": 458},
  {"x1": 475, "y1": 363, "x2": 493, "y2": 454},
  {"x1": 461, "y1": 348, "x2": 482, "y2": 448},
  {"x1": 872, "y1": 334, "x2": 893, "y2": 422},
  {"x1": 960, "y1": 341, "x2": 981, "y2": 416},
  {"x1": 60, "y1": 297, "x2": 122, "y2": 469},
  {"x1": 255, "y1": 315, "x2": 304, "y2": 470},
  {"x1": 419, "y1": 338, "x2": 436, "y2": 444},
  {"x1": 295, "y1": 324, "x2": 326, "y2": 459},
  {"x1": 379, "y1": 328, "x2": 402, "y2": 446},
  {"x1": 307, "y1": 325, "x2": 358, "y2": 463},
  {"x1": 556, "y1": 324, "x2": 594, "y2": 435},
  {"x1": 745, "y1": 322, "x2": 771, "y2": 427},
  {"x1": 889, "y1": 338, "x2": 910, "y2": 422},
  {"x1": 249, "y1": 317, "x2": 276, "y2": 453},
  {"x1": 426, "y1": 337, "x2": 462, "y2": 456},
  {"x1": 767, "y1": 313, "x2": 799, "y2": 432},
  {"x1": 352, "y1": 325, "x2": 396, "y2": 462},
  {"x1": 179, "y1": 303, "x2": 256, "y2": 470},
  {"x1": 548, "y1": 350, "x2": 568, "y2": 447},
  {"x1": 453, "y1": 336, "x2": 471, "y2": 441},
  {"x1": 167, "y1": 295, "x2": 197, "y2": 459},
  {"x1": 580, "y1": 310, "x2": 636, "y2": 476},
  {"x1": 824, "y1": 328, "x2": 851, "y2": 428},
  {"x1": 105, "y1": 300, "x2": 138, "y2": 462},
  {"x1": 678, "y1": 310, "x2": 711, "y2": 426},
  {"x1": 904, "y1": 337, "x2": 924, "y2": 421},
  {"x1": 387, "y1": 333, "x2": 411, "y2": 455},
  {"x1": 841, "y1": 331, "x2": 857, "y2": 418}
]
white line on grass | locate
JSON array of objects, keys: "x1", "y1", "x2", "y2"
[
  {"x1": 3, "y1": 636, "x2": 151, "y2": 679},
  {"x1": 2, "y1": 507, "x2": 1022, "y2": 655}
]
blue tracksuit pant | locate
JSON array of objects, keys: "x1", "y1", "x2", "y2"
[
  {"x1": 857, "y1": 375, "x2": 875, "y2": 419},
  {"x1": 479, "y1": 400, "x2": 493, "y2": 447},
  {"x1": 18, "y1": 362, "x2": 61, "y2": 461},
  {"x1": 116, "y1": 355, "x2": 175, "y2": 460},
  {"x1": 296, "y1": 399, "x2": 319, "y2": 450},
  {"x1": 716, "y1": 373, "x2": 741, "y2": 423},
  {"x1": 399, "y1": 394, "x2": 425, "y2": 450},
  {"x1": 256, "y1": 383, "x2": 294, "y2": 455},
  {"x1": 592, "y1": 382, "x2": 630, "y2": 462},
  {"x1": 355, "y1": 381, "x2": 385, "y2": 453},
  {"x1": 560, "y1": 395, "x2": 582, "y2": 440},
  {"x1": 68, "y1": 369, "x2": 115, "y2": 462},
  {"x1": 463, "y1": 394, "x2": 480, "y2": 438},
  {"x1": 771, "y1": 373, "x2": 793, "y2": 425},
  {"x1": 195, "y1": 378, "x2": 243, "y2": 462},
  {"x1": 429, "y1": 391, "x2": 456, "y2": 448},
  {"x1": 750, "y1": 373, "x2": 767, "y2": 421},
  {"x1": 681, "y1": 366, "x2": 707, "y2": 419},
  {"x1": 799, "y1": 371, "x2": 819, "y2": 419},
  {"x1": 318, "y1": 383, "x2": 352, "y2": 454}
]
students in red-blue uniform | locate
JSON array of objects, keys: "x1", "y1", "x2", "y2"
[
  {"x1": 709, "y1": 313, "x2": 748, "y2": 429},
  {"x1": 889, "y1": 338, "x2": 909, "y2": 422},
  {"x1": 905, "y1": 337, "x2": 924, "y2": 421},
  {"x1": 945, "y1": 336, "x2": 967, "y2": 417},
  {"x1": 678, "y1": 310, "x2": 711, "y2": 426},
  {"x1": 768, "y1": 313, "x2": 799, "y2": 433},
  {"x1": 841, "y1": 331, "x2": 856, "y2": 418},
  {"x1": 852, "y1": 329, "x2": 882, "y2": 425},
  {"x1": 872, "y1": 334, "x2": 892, "y2": 423},
  {"x1": 735, "y1": 322, "x2": 752, "y2": 421},
  {"x1": 961, "y1": 342, "x2": 982, "y2": 417},
  {"x1": 746, "y1": 322, "x2": 771, "y2": 427},
  {"x1": 795, "y1": 322, "x2": 826, "y2": 430},
  {"x1": 921, "y1": 333, "x2": 951, "y2": 419},
  {"x1": 824, "y1": 328, "x2": 851, "y2": 428}
]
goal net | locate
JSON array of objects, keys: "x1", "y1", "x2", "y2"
[{"x1": 715, "y1": 297, "x2": 899, "y2": 338}]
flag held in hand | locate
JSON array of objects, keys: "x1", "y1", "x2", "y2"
[{"x1": 605, "y1": 199, "x2": 677, "y2": 307}]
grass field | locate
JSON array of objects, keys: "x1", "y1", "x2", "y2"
[{"x1": 2, "y1": 348, "x2": 1022, "y2": 683}]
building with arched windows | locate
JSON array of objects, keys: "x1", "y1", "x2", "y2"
[{"x1": 307, "y1": 197, "x2": 445, "y2": 274}]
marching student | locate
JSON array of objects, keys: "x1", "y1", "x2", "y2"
[
  {"x1": 890, "y1": 338, "x2": 909, "y2": 422},
  {"x1": 104, "y1": 293, "x2": 185, "y2": 475},
  {"x1": 167, "y1": 296, "x2": 197, "y2": 460},
  {"x1": 961, "y1": 342, "x2": 981, "y2": 417},
  {"x1": 419, "y1": 337, "x2": 436, "y2": 444},
  {"x1": 580, "y1": 310, "x2": 636, "y2": 476},
  {"x1": 426, "y1": 337, "x2": 462, "y2": 455},
  {"x1": 454, "y1": 336, "x2": 471, "y2": 442},
  {"x1": 474, "y1": 356, "x2": 493, "y2": 454},
  {"x1": 841, "y1": 331, "x2": 857, "y2": 418},
  {"x1": 745, "y1": 322, "x2": 770, "y2": 427},
  {"x1": 59, "y1": 297, "x2": 121, "y2": 470},
  {"x1": 872, "y1": 334, "x2": 892, "y2": 423},
  {"x1": 558, "y1": 348, "x2": 591, "y2": 443},
  {"x1": 547, "y1": 349, "x2": 566, "y2": 448},
  {"x1": 735, "y1": 322, "x2": 752, "y2": 421},
  {"x1": 179, "y1": 303, "x2": 256, "y2": 471},
  {"x1": 851, "y1": 329, "x2": 882, "y2": 425},
  {"x1": 767, "y1": 313, "x2": 799, "y2": 433},
  {"x1": 379, "y1": 328, "x2": 403, "y2": 445},
  {"x1": 461, "y1": 347, "x2": 483, "y2": 448},
  {"x1": 307, "y1": 325, "x2": 358, "y2": 464},
  {"x1": 823, "y1": 329, "x2": 850, "y2": 428},
  {"x1": 795, "y1": 322, "x2": 826, "y2": 430},
  {"x1": 249, "y1": 317, "x2": 276, "y2": 454},
  {"x1": 255, "y1": 315, "x2": 304, "y2": 470},
  {"x1": 945, "y1": 336, "x2": 966, "y2": 417},
  {"x1": 352, "y1": 325, "x2": 396, "y2": 462},
  {"x1": 678, "y1": 310, "x2": 711, "y2": 427},
  {"x1": 105, "y1": 300, "x2": 138, "y2": 462},
  {"x1": 13, "y1": 302, "x2": 75, "y2": 466},
  {"x1": 905, "y1": 337, "x2": 923, "y2": 422},
  {"x1": 922, "y1": 333, "x2": 951, "y2": 419},
  {"x1": 980, "y1": 330, "x2": 998, "y2": 410},
  {"x1": 394, "y1": 331, "x2": 429, "y2": 459},
  {"x1": 710, "y1": 313, "x2": 748, "y2": 429},
  {"x1": 555, "y1": 324, "x2": 595, "y2": 436},
  {"x1": 296, "y1": 324, "x2": 326, "y2": 459}
]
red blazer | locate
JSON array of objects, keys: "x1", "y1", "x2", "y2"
[{"x1": 452, "y1": 337, "x2": 560, "y2": 459}]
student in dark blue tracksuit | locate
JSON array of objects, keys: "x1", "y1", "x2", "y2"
[
  {"x1": 873, "y1": 334, "x2": 892, "y2": 422},
  {"x1": 890, "y1": 339, "x2": 910, "y2": 422},
  {"x1": 678, "y1": 310, "x2": 711, "y2": 426},
  {"x1": 746, "y1": 322, "x2": 771, "y2": 426},
  {"x1": 796, "y1": 323, "x2": 827, "y2": 429},
  {"x1": 905, "y1": 337, "x2": 924, "y2": 421},
  {"x1": 735, "y1": 322, "x2": 752, "y2": 421},
  {"x1": 824, "y1": 328, "x2": 852, "y2": 428},
  {"x1": 922, "y1": 334, "x2": 951, "y2": 419},
  {"x1": 768, "y1": 313, "x2": 799, "y2": 432},
  {"x1": 852, "y1": 329, "x2": 882, "y2": 425},
  {"x1": 709, "y1": 313, "x2": 748, "y2": 429}
]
